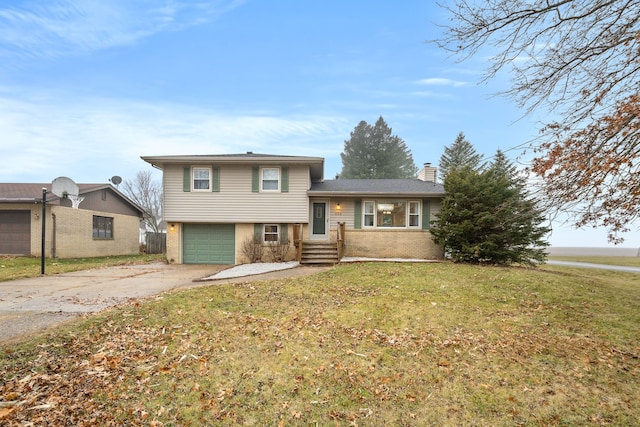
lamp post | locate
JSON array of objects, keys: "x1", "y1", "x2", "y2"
[{"x1": 41, "y1": 187, "x2": 46, "y2": 275}]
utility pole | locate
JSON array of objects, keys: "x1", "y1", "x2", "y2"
[{"x1": 41, "y1": 187, "x2": 47, "y2": 275}]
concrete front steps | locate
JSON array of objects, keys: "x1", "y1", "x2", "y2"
[{"x1": 300, "y1": 241, "x2": 339, "y2": 265}]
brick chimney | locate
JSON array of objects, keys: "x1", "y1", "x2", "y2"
[{"x1": 417, "y1": 162, "x2": 437, "y2": 182}]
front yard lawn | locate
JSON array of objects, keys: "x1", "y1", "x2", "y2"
[{"x1": 1, "y1": 262, "x2": 638, "y2": 426}]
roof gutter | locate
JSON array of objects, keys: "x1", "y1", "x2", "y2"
[{"x1": 307, "y1": 191, "x2": 445, "y2": 197}]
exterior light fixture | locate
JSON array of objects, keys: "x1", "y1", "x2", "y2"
[
  {"x1": 336, "y1": 202, "x2": 342, "y2": 211},
  {"x1": 170, "y1": 224, "x2": 175, "y2": 231}
]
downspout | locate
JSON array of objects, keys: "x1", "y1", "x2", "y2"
[{"x1": 51, "y1": 212, "x2": 57, "y2": 259}]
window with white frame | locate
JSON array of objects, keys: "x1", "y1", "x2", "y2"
[
  {"x1": 364, "y1": 201, "x2": 375, "y2": 227},
  {"x1": 193, "y1": 167, "x2": 211, "y2": 190},
  {"x1": 363, "y1": 200, "x2": 420, "y2": 228},
  {"x1": 264, "y1": 224, "x2": 279, "y2": 242},
  {"x1": 261, "y1": 167, "x2": 280, "y2": 191},
  {"x1": 408, "y1": 201, "x2": 421, "y2": 227}
]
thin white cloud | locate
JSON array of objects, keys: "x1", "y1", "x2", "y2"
[
  {"x1": 0, "y1": 91, "x2": 348, "y2": 182},
  {"x1": 415, "y1": 77, "x2": 468, "y2": 87},
  {"x1": 410, "y1": 90, "x2": 453, "y2": 99},
  {"x1": 0, "y1": 0, "x2": 243, "y2": 59}
]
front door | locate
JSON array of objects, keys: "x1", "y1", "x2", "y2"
[{"x1": 311, "y1": 201, "x2": 328, "y2": 240}]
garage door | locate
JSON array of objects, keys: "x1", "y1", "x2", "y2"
[
  {"x1": 0, "y1": 210, "x2": 31, "y2": 255},
  {"x1": 183, "y1": 224, "x2": 235, "y2": 264}
]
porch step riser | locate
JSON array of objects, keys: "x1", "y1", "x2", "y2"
[{"x1": 300, "y1": 241, "x2": 339, "y2": 265}]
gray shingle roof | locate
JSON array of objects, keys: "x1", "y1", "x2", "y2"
[
  {"x1": 0, "y1": 183, "x2": 114, "y2": 201},
  {"x1": 141, "y1": 152, "x2": 325, "y2": 181},
  {"x1": 309, "y1": 179, "x2": 444, "y2": 196},
  {"x1": 0, "y1": 183, "x2": 144, "y2": 214}
]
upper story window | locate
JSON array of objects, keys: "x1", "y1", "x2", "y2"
[
  {"x1": 261, "y1": 167, "x2": 280, "y2": 191},
  {"x1": 363, "y1": 200, "x2": 420, "y2": 228},
  {"x1": 193, "y1": 167, "x2": 211, "y2": 191}
]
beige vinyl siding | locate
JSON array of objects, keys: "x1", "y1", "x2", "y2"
[
  {"x1": 326, "y1": 198, "x2": 354, "y2": 230},
  {"x1": 163, "y1": 164, "x2": 311, "y2": 223}
]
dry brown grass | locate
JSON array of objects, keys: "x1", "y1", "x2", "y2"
[{"x1": 1, "y1": 262, "x2": 638, "y2": 426}]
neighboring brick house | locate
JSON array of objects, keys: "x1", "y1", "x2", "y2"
[
  {"x1": 0, "y1": 183, "x2": 145, "y2": 258},
  {"x1": 141, "y1": 153, "x2": 444, "y2": 265}
]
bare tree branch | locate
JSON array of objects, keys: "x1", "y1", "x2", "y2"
[
  {"x1": 434, "y1": 0, "x2": 640, "y2": 242},
  {"x1": 121, "y1": 170, "x2": 163, "y2": 234}
]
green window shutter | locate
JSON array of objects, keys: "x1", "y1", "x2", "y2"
[
  {"x1": 280, "y1": 223, "x2": 289, "y2": 243},
  {"x1": 281, "y1": 167, "x2": 289, "y2": 193},
  {"x1": 354, "y1": 200, "x2": 362, "y2": 229},
  {"x1": 254, "y1": 223, "x2": 262, "y2": 242},
  {"x1": 422, "y1": 199, "x2": 431, "y2": 229},
  {"x1": 183, "y1": 167, "x2": 191, "y2": 192},
  {"x1": 252, "y1": 167, "x2": 259, "y2": 193},
  {"x1": 212, "y1": 166, "x2": 220, "y2": 192}
]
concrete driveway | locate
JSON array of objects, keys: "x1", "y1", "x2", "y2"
[
  {"x1": 0, "y1": 262, "x2": 328, "y2": 344},
  {"x1": 546, "y1": 260, "x2": 640, "y2": 273}
]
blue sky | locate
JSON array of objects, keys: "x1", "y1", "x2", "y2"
[{"x1": 1, "y1": 0, "x2": 637, "y2": 248}]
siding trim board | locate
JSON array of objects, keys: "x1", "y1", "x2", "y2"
[
  {"x1": 212, "y1": 167, "x2": 220, "y2": 192},
  {"x1": 281, "y1": 167, "x2": 289, "y2": 193},
  {"x1": 354, "y1": 200, "x2": 362, "y2": 229},
  {"x1": 422, "y1": 199, "x2": 431, "y2": 230},
  {"x1": 183, "y1": 167, "x2": 190, "y2": 192},
  {"x1": 252, "y1": 167, "x2": 259, "y2": 193}
]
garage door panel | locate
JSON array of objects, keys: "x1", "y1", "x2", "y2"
[
  {"x1": 183, "y1": 224, "x2": 235, "y2": 264},
  {"x1": 0, "y1": 211, "x2": 31, "y2": 255}
]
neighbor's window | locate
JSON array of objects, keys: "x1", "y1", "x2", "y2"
[
  {"x1": 261, "y1": 167, "x2": 280, "y2": 191},
  {"x1": 264, "y1": 224, "x2": 279, "y2": 242},
  {"x1": 193, "y1": 167, "x2": 211, "y2": 190},
  {"x1": 93, "y1": 215, "x2": 113, "y2": 239}
]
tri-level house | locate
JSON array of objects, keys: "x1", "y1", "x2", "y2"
[{"x1": 141, "y1": 153, "x2": 444, "y2": 265}]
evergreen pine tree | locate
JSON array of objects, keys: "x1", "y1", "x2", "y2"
[
  {"x1": 438, "y1": 132, "x2": 482, "y2": 180},
  {"x1": 431, "y1": 150, "x2": 550, "y2": 265},
  {"x1": 489, "y1": 149, "x2": 517, "y2": 179},
  {"x1": 340, "y1": 117, "x2": 418, "y2": 179}
]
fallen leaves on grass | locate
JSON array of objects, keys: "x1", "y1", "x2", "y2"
[{"x1": 1, "y1": 263, "x2": 639, "y2": 426}]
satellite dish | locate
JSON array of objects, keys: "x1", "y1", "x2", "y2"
[
  {"x1": 51, "y1": 176, "x2": 79, "y2": 198},
  {"x1": 110, "y1": 176, "x2": 122, "y2": 186}
]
